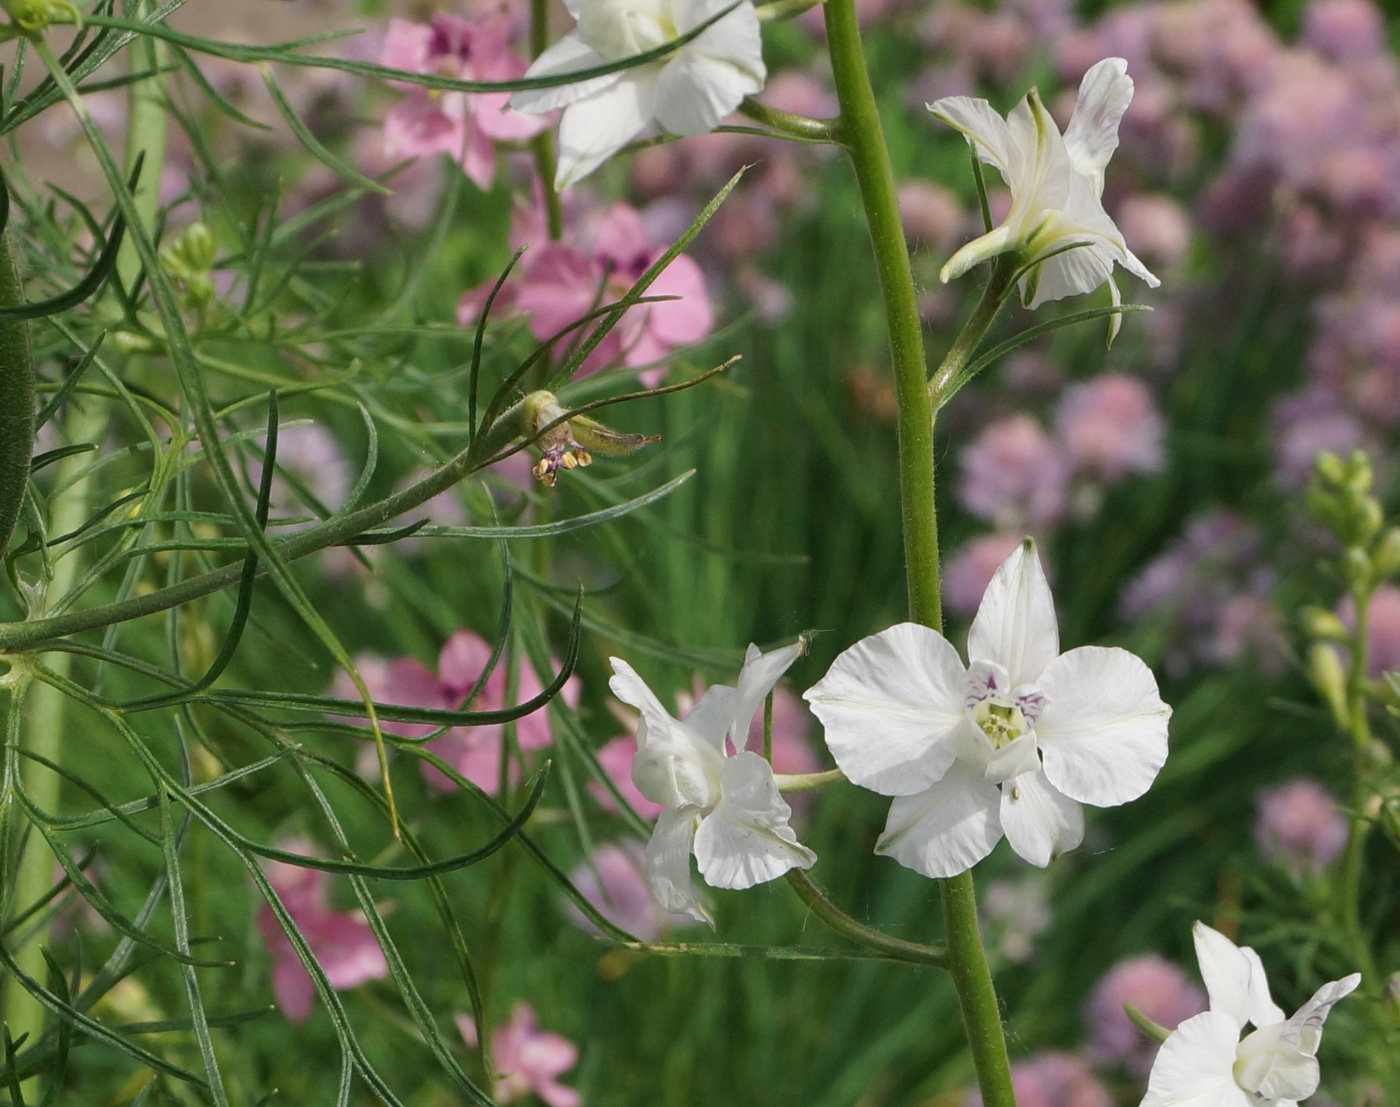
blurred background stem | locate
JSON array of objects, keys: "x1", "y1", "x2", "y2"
[
  {"x1": 1341, "y1": 582, "x2": 1378, "y2": 983},
  {"x1": 822, "y1": 0, "x2": 1016, "y2": 1102}
]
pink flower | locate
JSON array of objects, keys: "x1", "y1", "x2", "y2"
[
  {"x1": 965, "y1": 1052, "x2": 1112, "y2": 1107},
  {"x1": 1338, "y1": 584, "x2": 1400, "y2": 677},
  {"x1": 460, "y1": 202, "x2": 713, "y2": 385},
  {"x1": 1084, "y1": 954, "x2": 1206, "y2": 1076},
  {"x1": 456, "y1": 1004, "x2": 581, "y2": 1107},
  {"x1": 957, "y1": 415, "x2": 1071, "y2": 530},
  {"x1": 943, "y1": 534, "x2": 1027, "y2": 618},
  {"x1": 563, "y1": 840, "x2": 696, "y2": 942},
  {"x1": 381, "y1": 13, "x2": 545, "y2": 190},
  {"x1": 1272, "y1": 388, "x2": 1369, "y2": 490},
  {"x1": 254, "y1": 840, "x2": 389, "y2": 1023},
  {"x1": 1114, "y1": 195, "x2": 1192, "y2": 272},
  {"x1": 898, "y1": 181, "x2": 965, "y2": 253},
  {"x1": 591, "y1": 735, "x2": 667, "y2": 820},
  {"x1": 1303, "y1": 0, "x2": 1385, "y2": 62},
  {"x1": 1254, "y1": 778, "x2": 1348, "y2": 877},
  {"x1": 1055, "y1": 374, "x2": 1165, "y2": 484}
]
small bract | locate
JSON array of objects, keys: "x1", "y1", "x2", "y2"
[
  {"x1": 1141, "y1": 921, "x2": 1360, "y2": 1107},
  {"x1": 804, "y1": 539, "x2": 1170, "y2": 878},
  {"x1": 609, "y1": 642, "x2": 816, "y2": 926},
  {"x1": 929, "y1": 58, "x2": 1159, "y2": 341}
]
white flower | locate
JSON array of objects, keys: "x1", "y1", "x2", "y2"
[
  {"x1": 608, "y1": 643, "x2": 816, "y2": 926},
  {"x1": 929, "y1": 58, "x2": 1159, "y2": 340},
  {"x1": 509, "y1": 0, "x2": 766, "y2": 189},
  {"x1": 1142, "y1": 921, "x2": 1360, "y2": 1107},
  {"x1": 803, "y1": 539, "x2": 1170, "y2": 878}
]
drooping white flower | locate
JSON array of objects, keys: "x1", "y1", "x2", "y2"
[
  {"x1": 803, "y1": 539, "x2": 1170, "y2": 878},
  {"x1": 929, "y1": 58, "x2": 1159, "y2": 340},
  {"x1": 509, "y1": 0, "x2": 766, "y2": 189},
  {"x1": 1141, "y1": 921, "x2": 1360, "y2": 1107},
  {"x1": 609, "y1": 643, "x2": 816, "y2": 926}
]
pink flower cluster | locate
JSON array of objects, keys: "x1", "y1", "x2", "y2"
[
  {"x1": 255, "y1": 840, "x2": 389, "y2": 1023},
  {"x1": 460, "y1": 201, "x2": 712, "y2": 385},
  {"x1": 457, "y1": 1003, "x2": 581, "y2": 1107},
  {"x1": 1254, "y1": 778, "x2": 1348, "y2": 878},
  {"x1": 563, "y1": 839, "x2": 699, "y2": 942},
  {"x1": 334, "y1": 629, "x2": 578, "y2": 794},
  {"x1": 965, "y1": 1052, "x2": 1111, "y2": 1107},
  {"x1": 380, "y1": 12, "x2": 545, "y2": 190},
  {"x1": 1083, "y1": 954, "x2": 1206, "y2": 1077}
]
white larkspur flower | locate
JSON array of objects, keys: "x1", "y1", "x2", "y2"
[
  {"x1": 609, "y1": 643, "x2": 816, "y2": 926},
  {"x1": 1142, "y1": 921, "x2": 1360, "y2": 1107},
  {"x1": 803, "y1": 538, "x2": 1170, "y2": 878},
  {"x1": 929, "y1": 58, "x2": 1159, "y2": 341},
  {"x1": 509, "y1": 0, "x2": 765, "y2": 189}
]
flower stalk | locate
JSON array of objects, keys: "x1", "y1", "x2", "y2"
[{"x1": 821, "y1": 0, "x2": 1016, "y2": 1102}]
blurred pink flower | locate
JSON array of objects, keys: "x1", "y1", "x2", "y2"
[
  {"x1": 460, "y1": 202, "x2": 712, "y2": 385},
  {"x1": 381, "y1": 13, "x2": 545, "y2": 190},
  {"x1": 898, "y1": 181, "x2": 965, "y2": 253},
  {"x1": 255, "y1": 840, "x2": 389, "y2": 1023},
  {"x1": 942, "y1": 533, "x2": 1026, "y2": 618},
  {"x1": 1303, "y1": 0, "x2": 1385, "y2": 62},
  {"x1": 563, "y1": 840, "x2": 698, "y2": 941},
  {"x1": 1084, "y1": 954, "x2": 1206, "y2": 1076},
  {"x1": 1055, "y1": 374, "x2": 1165, "y2": 484},
  {"x1": 1271, "y1": 388, "x2": 1368, "y2": 490},
  {"x1": 957, "y1": 415, "x2": 1071, "y2": 530},
  {"x1": 1338, "y1": 584, "x2": 1400, "y2": 677},
  {"x1": 457, "y1": 1003, "x2": 581, "y2": 1107},
  {"x1": 591, "y1": 735, "x2": 666, "y2": 820},
  {"x1": 966, "y1": 1052, "x2": 1112, "y2": 1107},
  {"x1": 248, "y1": 422, "x2": 352, "y2": 529},
  {"x1": 1115, "y1": 195, "x2": 1192, "y2": 272},
  {"x1": 1255, "y1": 778, "x2": 1348, "y2": 877}
]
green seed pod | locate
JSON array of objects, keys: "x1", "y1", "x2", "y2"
[
  {"x1": 1340, "y1": 545, "x2": 1372, "y2": 586},
  {"x1": 0, "y1": 229, "x2": 34, "y2": 560},
  {"x1": 1373, "y1": 527, "x2": 1400, "y2": 579}
]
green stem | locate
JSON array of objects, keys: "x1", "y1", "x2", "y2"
[
  {"x1": 114, "y1": 0, "x2": 168, "y2": 294},
  {"x1": 928, "y1": 257, "x2": 1015, "y2": 409},
  {"x1": 1339, "y1": 584, "x2": 1377, "y2": 982},
  {"x1": 823, "y1": 0, "x2": 1016, "y2": 1102},
  {"x1": 738, "y1": 98, "x2": 840, "y2": 143},
  {"x1": 784, "y1": 871, "x2": 945, "y2": 968},
  {"x1": 823, "y1": 0, "x2": 939, "y2": 630},
  {"x1": 529, "y1": 0, "x2": 563, "y2": 241}
]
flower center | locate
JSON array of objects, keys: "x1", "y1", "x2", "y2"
[
  {"x1": 578, "y1": 0, "x2": 677, "y2": 60},
  {"x1": 973, "y1": 700, "x2": 1028, "y2": 750}
]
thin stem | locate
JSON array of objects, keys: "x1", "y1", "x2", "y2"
[
  {"x1": 823, "y1": 0, "x2": 1017, "y2": 1102},
  {"x1": 774, "y1": 768, "x2": 844, "y2": 792},
  {"x1": 115, "y1": 0, "x2": 168, "y2": 294},
  {"x1": 738, "y1": 98, "x2": 841, "y2": 143},
  {"x1": 529, "y1": 0, "x2": 563, "y2": 241},
  {"x1": 784, "y1": 871, "x2": 944, "y2": 968},
  {"x1": 1339, "y1": 583, "x2": 1377, "y2": 982},
  {"x1": 927, "y1": 256, "x2": 1015, "y2": 410}
]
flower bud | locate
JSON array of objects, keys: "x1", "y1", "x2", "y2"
[
  {"x1": 1306, "y1": 642, "x2": 1349, "y2": 728},
  {"x1": 1354, "y1": 496, "x2": 1384, "y2": 544},
  {"x1": 1313, "y1": 450, "x2": 1347, "y2": 486},
  {"x1": 1300, "y1": 606, "x2": 1350, "y2": 642},
  {"x1": 1372, "y1": 527, "x2": 1400, "y2": 578},
  {"x1": 1340, "y1": 546, "x2": 1371, "y2": 586},
  {"x1": 1346, "y1": 449, "x2": 1373, "y2": 493}
]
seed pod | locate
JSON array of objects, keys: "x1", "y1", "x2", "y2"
[{"x1": 0, "y1": 228, "x2": 34, "y2": 560}]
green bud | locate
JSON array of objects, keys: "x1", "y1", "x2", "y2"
[
  {"x1": 1307, "y1": 642, "x2": 1349, "y2": 729},
  {"x1": 1372, "y1": 527, "x2": 1400, "y2": 578},
  {"x1": 1313, "y1": 451, "x2": 1346, "y2": 486},
  {"x1": 1299, "y1": 606, "x2": 1350, "y2": 642},
  {"x1": 162, "y1": 222, "x2": 217, "y2": 282},
  {"x1": 1346, "y1": 448, "x2": 1373, "y2": 492},
  {"x1": 1340, "y1": 546, "x2": 1372, "y2": 586},
  {"x1": 1306, "y1": 483, "x2": 1346, "y2": 537},
  {"x1": 1355, "y1": 497, "x2": 1385, "y2": 544}
]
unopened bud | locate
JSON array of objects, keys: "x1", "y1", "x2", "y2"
[
  {"x1": 1314, "y1": 451, "x2": 1347, "y2": 486},
  {"x1": 1300, "y1": 606, "x2": 1350, "y2": 642},
  {"x1": 1307, "y1": 642, "x2": 1349, "y2": 729},
  {"x1": 1355, "y1": 497, "x2": 1384, "y2": 544},
  {"x1": 1306, "y1": 484, "x2": 1345, "y2": 536},
  {"x1": 1340, "y1": 546, "x2": 1372, "y2": 586},
  {"x1": 1373, "y1": 527, "x2": 1400, "y2": 578},
  {"x1": 1346, "y1": 449, "x2": 1373, "y2": 493}
]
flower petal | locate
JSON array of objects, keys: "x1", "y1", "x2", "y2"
[
  {"x1": 682, "y1": 683, "x2": 738, "y2": 747},
  {"x1": 653, "y1": 51, "x2": 760, "y2": 135},
  {"x1": 609, "y1": 656, "x2": 673, "y2": 747},
  {"x1": 875, "y1": 760, "x2": 1002, "y2": 878},
  {"x1": 999, "y1": 768, "x2": 1084, "y2": 867},
  {"x1": 927, "y1": 95, "x2": 1014, "y2": 181},
  {"x1": 1036, "y1": 645, "x2": 1170, "y2": 806},
  {"x1": 1062, "y1": 57, "x2": 1133, "y2": 197},
  {"x1": 644, "y1": 806, "x2": 710, "y2": 926},
  {"x1": 510, "y1": 33, "x2": 620, "y2": 114},
  {"x1": 554, "y1": 75, "x2": 657, "y2": 187},
  {"x1": 1287, "y1": 973, "x2": 1361, "y2": 1056},
  {"x1": 804, "y1": 622, "x2": 969, "y2": 796},
  {"x1": 967, "y1": 538, "x2": 1059, "y2": 687},
  {"x1": 1192, "y1": 921, "x2": 1284, "y2": 1032},
  {"x1": 729, "y1": 641, "x2": 803, "y2": 748},
  {"x1": 1141, "y1": 1011, "x2": 1252, "y2": 1107},
  {"x1": 693, "y1": 752, "x2": 816, "y2": 889}
]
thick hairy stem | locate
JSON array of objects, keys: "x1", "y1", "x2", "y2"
[{"x1": 823, "y1": 0, "x2": 1016, "y2": 1103}]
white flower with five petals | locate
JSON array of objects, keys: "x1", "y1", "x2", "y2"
[
  {"x1": 1142, "y1": 921, "x2": 1360, "y2": 1107},
  {"x1": 929, "y1": 58, "x2": 1159, "y2": 341},
  {"x1": 803, "y1": 539, "x2": 1170, "y2": 878},
  {"x1": 509, "y1": 0, "x2": 766, "y2": 189},
  {"x1": 609, "y1": 643, "x2": 816, "y2": 926}
]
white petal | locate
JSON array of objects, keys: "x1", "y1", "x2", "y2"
[
  {"x1": 982, "y1": 727, "x2": 1040, "y2": 783},
  {"x1": 875, "y1": 761, "x2": 1002, "y2": 878},
  {"x1": 680, "y1": 0, "x2": 765, "y2": 80},
  {"x1": 644, "y1": 806, "x2": 710, "y2": 926},
  {"x1": 1036, "y1": 643, "x2": 1176, "y2": 811},
  {"x1": 803, "y1": 623, "x2": 969, "y2": 796},
  {"x1": 1063, "y1": 57, "x2": 1133, "y2": 197},
  {"x1": 999, "y1": 769, "x2": 1084, "y2": 867},
  {"x1": 1235, "y1": 1022, "x2": 1320, "y2": 1104},
  {"x1": 554, "y1": 75, "x2": 657, "y2": 188},
  {"x1": 683, "y1": 683, "x2": 738, "y2": 748},
  {"x1": 1023, "y1": 238, "x2": 1115, "y2": 308},
  {"x1": 609, "y1": 656, "x2": 673, "y2": 748},
  {"x1": 940, "y1": 224, "x2": 1015, "y2": 283},
  {"x1": 693, "y1": 753, "x2": 816, "y2": 889},
  {"x1": 510, "y1": 34, "x2": 620, "y2": 114},
  {"x1": 653, "y1": 51, "x2": 758, "y2": 135},
  {"x1": 967, "y1": 538, "x2": 1059, "y2": 687},
  {"x1": 1287, "y1": 973, "x2": 1361, "y2": 1056},
  {"x1": 729, "y1": 642, "x2": 802, "y2": 749},
  {"x1": 927, "y1": 95, "x2": 1013, "y2": 181},
  {"x1": 1193, "y1": 922, "x2": 1284, "y2": 1031},
  {"x1": 1035, "y1": 645, "x2": 1170, "y2": 806},
  {"x1": 1004, "y1": 89, "x2": 1072, "y2": 214},
  {"x1": 1141, "y1": 1011, "x2": 1252, "y2": 1107}
]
